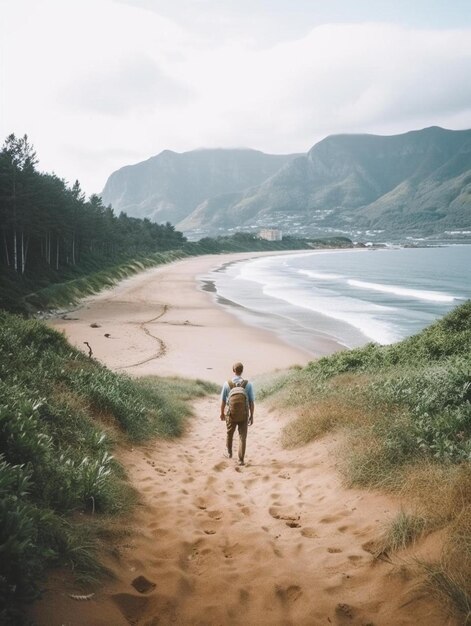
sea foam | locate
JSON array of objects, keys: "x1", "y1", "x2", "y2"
[{"x1": 347, "y1": 279, "x2": 457, "y2": 302}]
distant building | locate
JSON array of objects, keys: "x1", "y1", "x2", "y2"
[{"x1": 259, "y1": 228, "x2": 282, "y2": 241}]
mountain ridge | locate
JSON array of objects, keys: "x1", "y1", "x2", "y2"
[
  {"x1": 101, "y1": 127, "x2": 471, "y2": 240},
  {"x1": 101, "y1": 147, "x2": 299, "y2": 225}
]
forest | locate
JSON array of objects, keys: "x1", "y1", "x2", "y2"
[
  {"x1": 0, "y1": 134, "x2": 186, "y2": 301},
  {"x1": 0, "y1": 134, "x2": 352, "y2": 314}
]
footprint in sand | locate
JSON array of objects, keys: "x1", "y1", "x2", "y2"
[
  {"x1": 275, "y1": 584, "x2": 302, "y2": 605},
  {"x1": 239, "y1": 588, "x2": 250, "y2": 604},
  {"x1": 286, "y1": 521, "x2": 301, "y2": 528},
  {"x1": 301, "y1": 527, "x2": 318, "y2": 538},
  {"x1": 327, "y1": 547, "x2": 342, "y2": 553},
  {"x1": 269, "y1": 506, "x2": 300, "y2": 522},
  {"x1": 207, "y1": 510, "x2": 222, "y2": 520},
  {"x1": 131, "y1": 575, "x2": 156, "y2": 594},
  {"x1": 335, "y1": 603, "x2": 355, "y2": 619},
  {"x1": 213, "y1": 461, "x2": 228, "y2": 472},
  {"x1": 348, "y1": 554, "x2": 363, "y2": 563},
  {"x1": 337, "y1": 525, "x2": 350, "y2": 533}
]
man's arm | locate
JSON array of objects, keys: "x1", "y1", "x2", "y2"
[
  {"x1": 248, "y1": 400, "x2": 254, "y2": 425},
  {"x1": 220, "y1": 382, "x2": 229, "y2": 420}
]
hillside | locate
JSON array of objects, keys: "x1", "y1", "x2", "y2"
[
  {"x1": 100, "y1": 148, "x2": 298, "y2": 225},
  {"x1": 259, "y1": 300, "x2": 471, "y2": 623},
  {"x1": 181, "y1": 126, "x2": 471, "y2": 238},
  {"x1": 101, "y1": 127, "x2": 471, "y2": 241},
  {"x1": 0, "y1": 311, "x2": 216, "y2": 623}
]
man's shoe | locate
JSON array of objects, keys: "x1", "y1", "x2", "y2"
[
  {"x1": 223, "y1": 452, "x2": 232, "y2": 459},
  {"x1": 238, "y1": 459, "x2": 245, "y2": 466}
]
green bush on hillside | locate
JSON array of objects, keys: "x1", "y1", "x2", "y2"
[
  {"x1": 260, "y1": 300, "x2": 471, "y2": 622},
  {"x1": 0, "y1": 311, "x2": 215, "y2": 621}
]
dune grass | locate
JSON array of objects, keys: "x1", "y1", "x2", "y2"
[
  {"x1": 21, "y1": 250, "x2": 188, "y2": 314},
  {"x1": 259, "y1": 300, "x2": 471, "y2": 622},
  {"x1": 8, "y1": 234, "x2": 345, "y2": 316},
  {"x1": 0, "y1": 311, "x2": 216, "y2": 624},
  {"x1": 373, "y1": 510, "x2": 429, "y2": 558}
]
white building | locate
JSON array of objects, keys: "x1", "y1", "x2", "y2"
[{"x1": 259, "y1": 228, "x2": 282, "y2": 241}]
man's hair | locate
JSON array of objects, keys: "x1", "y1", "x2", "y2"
[{"x1": 232, "y1": 362, "x2": 244, "y2": 375}]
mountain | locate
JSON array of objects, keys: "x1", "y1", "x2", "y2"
[
  {"x1": 100, "y1": 148, "x2": 298, "y2": 224},
  {"x1": 178, "y1": 127, "x2": 471, "y2": 238},
  {"x1": 101, "y1": 127, "x2": 471, "y2": 240}
]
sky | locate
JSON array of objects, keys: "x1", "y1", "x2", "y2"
[{"x1": 1, "y1": 0, "x2": 470, "y2": 195}]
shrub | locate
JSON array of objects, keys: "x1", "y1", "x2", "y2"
[
  {"x1": 375, "y1": 510, "x2": 428, "y2": 557},
  {"x1": 0, "y1": 312, "x2": 216, "y2": 621}
]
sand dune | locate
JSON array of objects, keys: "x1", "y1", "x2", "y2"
[{"x1": 33, "y1": 253, "x2": 449, "y2": 625}]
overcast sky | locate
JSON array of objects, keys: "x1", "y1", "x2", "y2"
[{"x1": 1, "y1": 0, "x2": 470, "y2": 195}]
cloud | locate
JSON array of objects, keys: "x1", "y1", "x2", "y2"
[
  {"x1": 1, "y1": 1, "x2": 470, "y2": 194},
  {"x1": 61, "y1": 55, "x2": 192, "y2": 115}
]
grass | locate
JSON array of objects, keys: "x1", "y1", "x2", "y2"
[
  {"x1": 259, "y1": 300, "x2": 471, "y2": 623},
  {"x1": 21, "y1": 250, "x2": 188, "y2": 314},
  {"x1": 374, "y1": 510, "x2": 429, "y2": 557},
  {"x1": 0, "y1": 311, "x2": 216, "y2": 624},
  {"x1": 421, "y1": 562, "x2": 471, "y2": 625},
  {"x1": 5, "y1": 234, "x2": 349, "y2": 316}
]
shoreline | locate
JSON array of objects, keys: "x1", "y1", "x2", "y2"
[
  {"x1": 49, "y1": 251, "x2": 344, "y2": 383},
  {"x1": 34, "y1": 250, "x2": 451, "y2": 625}
]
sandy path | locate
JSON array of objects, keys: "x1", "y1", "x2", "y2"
[
  {"x1": 33, "y1": 396, "x2": 447, "y2": 626},
  {"x1": 36, "y1": 253, "x2": 449, "y2": 625}
]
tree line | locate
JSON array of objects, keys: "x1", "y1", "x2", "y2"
[{"x1": 0, "y1": 134, "x2": 186, "y2": 278}]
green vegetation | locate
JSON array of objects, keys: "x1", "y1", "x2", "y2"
[
  {"x1": 0, "y1": 133, "x2": 353, "y2": 316},
  {"x1": 0, "y1": 311, "x2": 217, "y2": 624},
  {"x1": 374, "y1": 510, "x2": 428, "y2": 557},
  {"x1": 13, "y1": 233, "x2": 348, "y2": 315},
  {"x1": 21, "y1": 251, "x2": 188, "y2": 314},
  {"x1": 184, "y1": 232, "x2": 352, "y2": 255},
  {"x1": 0, "y1": 133, "x2": 186, "y2": 313},
  {"x1": 259, "y1": 301, "x2": 471, "y2": 623}
]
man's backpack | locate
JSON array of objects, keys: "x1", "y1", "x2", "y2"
[{"x1": 226, "y1": 380, "x2": 249, "y2": 423}]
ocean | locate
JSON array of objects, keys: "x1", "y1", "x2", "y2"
[{"x1": 201, "y1": 246, "x2": 471, "y2": 356}]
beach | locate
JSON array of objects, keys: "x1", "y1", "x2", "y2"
[
  {"x1": 34, "y1": 252, "x2": 447, "y2": 626},
  {"x1": 49, "y1": 252, "x2": 320, "y2": 382}
]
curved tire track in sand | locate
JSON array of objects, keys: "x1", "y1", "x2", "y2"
[{"x1": 116, "y1": 305, "x2": 169, "y2": 370}]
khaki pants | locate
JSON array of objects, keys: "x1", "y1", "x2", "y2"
[{"x1": 226, "y1": 418, "x2": 248, "y2": 462}]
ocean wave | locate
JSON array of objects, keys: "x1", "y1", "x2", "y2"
[
  {"x1": 347, "y1": 279, "x2": 458, "y2": 302},
  {"x1": 262, "y1": 284, "x2": 401, "y2": 345},
  {"x1": 299, "y1": 269, "x2": 343, "y2": 281}
]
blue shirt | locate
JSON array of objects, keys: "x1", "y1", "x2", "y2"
[{"x1": 221, "y1": 376, "x2": 255, "y2": 403}]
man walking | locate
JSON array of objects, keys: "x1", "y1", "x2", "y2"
[{"x1": 220, "y1": 362, "x2": 254, "y2": 466}]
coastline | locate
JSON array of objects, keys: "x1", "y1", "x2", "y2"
[
  {"x1": 49, "y1": 251, "x2": 341, "y2": 383},
  {"x1": 35, "y1": 250, "x2": 451, "y2": 625}
]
